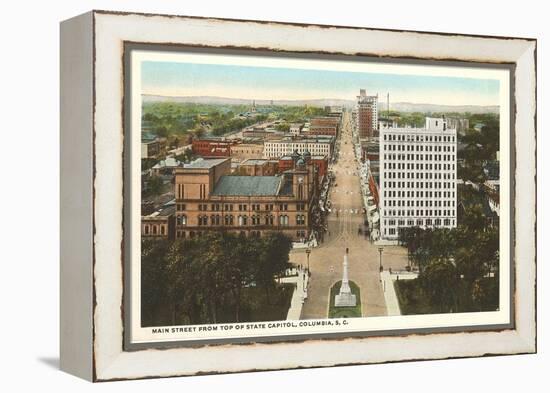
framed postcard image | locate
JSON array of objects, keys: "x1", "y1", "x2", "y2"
[{"x1": 60, "y1": 10, "x2": 537, "y2": 381}]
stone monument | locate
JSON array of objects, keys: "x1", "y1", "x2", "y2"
[{"x1": 335, "y1": 248, "x2": 357, "y2": 307}]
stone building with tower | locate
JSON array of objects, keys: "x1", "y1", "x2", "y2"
[{"x1": 173, "y1": 151, "x2": 319, "y2": 241}]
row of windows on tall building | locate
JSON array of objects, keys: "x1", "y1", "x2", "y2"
[
  {"x1": 383, "y1": 198, "x2": 455, "y2": 207},
  {"x1": 384, "y1": 172, "x2": 455, "y2": 180},
  {"x1": 383, "y1": 144, "x2": 455, "y2": 152},
  {"x1": 385, "y1": 218, "x2": 455, "y2": 226},
  {"x1": 382, "y1": 181, "x2": 456, "y2": 189},
  {"x1": 384, "y1": 134, "x2": 455, "y2": 142},
  {"x1": 381, "y1": 209, "x2": 455, "y2": 217},
  {"x1": 383, "y1": 189, "x2": 455, "y2": 199},
  {"x1": 383, "y1": 153, "x2": 455, "y2": 161},
  {"x1": 383, "y1": 218, "x2": 455, "y2": 235},
  {"x1": 384, "y1": 162, "x2": 455, "y2": 171},
  {"x1": 177, "y1": 214, "x2": 307, "y2": 227}
]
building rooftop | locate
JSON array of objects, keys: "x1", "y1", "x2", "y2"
[
  {"x1": 183, "y1": 158, "x2": 228, "y2": 169},
  {"x1": 141, "y1": 132, "x2": 157, "y2": 142},
  {"x1": 194, "y1": 136, "x2": 234, "y2": 142},
  {"x1": 239, "y1": 138, "x2": 264, "y2": 144},
  {"x1": 212, "y1": 176, "x2": 281, "y2": 196},
  {"x1": 152, "y1": 157, "x2": 182, "y2": 169},
  {"x1": 142, "y1": 193, "x2": 175, "y2": 207},
  {"x1": 241, "y1": 159, "x2": 268, "y2": 166},
  {"x1": 270, "y1": 135, "x2": 334, "y2": 143},
  {"x1": 158, "y1": 205, "x2": 176, "y2": 216},
  {"x1": 382, "y1": 127, "x2": 457, "y2": 135},
  {"x1": 145, "y1": 205, "x2": 176, "y2": 218}
]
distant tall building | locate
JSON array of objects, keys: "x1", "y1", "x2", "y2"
[
  {"x1": 379, "y1": 117, "x2": 457, "y2": 240},
  {"x1": 446, "y1": 117, "x2": 470, "y2": 135},
  {"x1": 356, "y1": 89, "x2": 378, "y2": 139}
]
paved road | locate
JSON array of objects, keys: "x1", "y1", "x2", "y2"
[{"x1": 291, "y1": 111, "x2": 409, "y2": 319}]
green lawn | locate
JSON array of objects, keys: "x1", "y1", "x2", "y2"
[{"x1": 328, "y1": 281, "x2": 362, "y2": 318}]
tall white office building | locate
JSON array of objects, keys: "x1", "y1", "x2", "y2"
[{"x1": 379, "y1": 117, "x2": 457, "y2": 240}]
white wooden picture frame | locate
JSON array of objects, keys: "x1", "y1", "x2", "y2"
[{"x1": 60, "y1": 10, "x2": 536, "y2": 381}]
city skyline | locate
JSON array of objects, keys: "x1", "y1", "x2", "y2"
[{"x1": 141, "y1": 61, "x2": 501, "y2": 106}]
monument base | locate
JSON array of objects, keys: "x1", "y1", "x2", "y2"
[{"x1": 335, "y1": 293, "x2": 357, "y2": 307}]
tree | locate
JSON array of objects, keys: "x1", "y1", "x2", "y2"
[
  {"x1": 164, "y1": 239, "x2": 203, "y2": 325},
  {"x1": 175, "y1": 149, "x2": 196, "y2": 164},
  {"x1": 223, "y1": 233, "x2": 256, "y2": 321},
  {"x1": 193, "y1": 233, "x2": 233, "y2": 323},
  {"x1": 254, "y1": 232, "x2": 292, "y2": 304},
  {"x1": 146, "y1": 175, "x2": 164, "y2": 196},
  {"x1": 419, "y1": 258, "x2": 458, "y2": 313},
  {"x1": 171, "y1": 136, "x2": 180, "y2": 148},
  {"x1": 400, "y1": 200, "x2": 498, "y2": 313},
  {"x1": 141, "y1": 231, "x2": 294, "y2": 326},
  {"x1": 155, "y1": 126, "x2": 169, "y2": 138},
  {"x1": 275, "y1": 123, "x2": 290, "y2": 132},
  {"x1": 141, "y1": 240, "x2": 171, "y2": 325},
  {"x1": 193, "y1": 127, "x2": 206, "y2": 139}
]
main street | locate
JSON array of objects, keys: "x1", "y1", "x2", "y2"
[{"x1": 291, "y1": 110, "x2": 409, "y2": 319}]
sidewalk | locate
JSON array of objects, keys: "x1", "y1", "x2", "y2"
[
  {"x1": 375, "y1": 239, "x2": 400, "y2": 246},
  {"x1": 282, "y1": 269, "x2": 309, "y2": 320},
  {"x1": 292, "y1": 238, "x2": 318, "y2": 249},
  {"x1": 380, "y1": 270, "x2": 418, "y2": 316}
]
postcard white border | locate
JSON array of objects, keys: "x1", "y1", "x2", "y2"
[{"x1": 128, "y1": 49, "x2": 511, "y2": 343}]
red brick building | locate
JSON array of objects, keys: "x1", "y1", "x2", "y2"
[
  {"x1": 311, "y1": 155, "x2": 328, "y2": 179},
  {"x1": 308, "y1": 116, "x2": 340, "y2": 136},
  {"x1": 279, "y1": 153, "x2": 328, "y2": 180},
  {"x1": 357, "y1": 90, "x2": 378, "y2": 139},
  {"x1": 307, "y1": 125, "x2": 338, "y2": 136},
  {"x1": 278, "y1": 156, "x2": 294, "y2": 173},
  {"x1": 310, "y1": 116, "x2": 340, "y2": 128},
  {"x1": 192, "y1": 138, "x2": 239, "y2": 157}
]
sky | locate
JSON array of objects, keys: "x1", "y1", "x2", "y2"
[{"x1": 141, "y1": 61, "x2": 500, "y2": 106}]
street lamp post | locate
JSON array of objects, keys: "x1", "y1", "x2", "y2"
[
  {"x1": 306, "y1": 248, "x2": 311, "y2": 272},
  {"x1": 378, "y1": 246, "x2": 384, "y2": 272}
]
